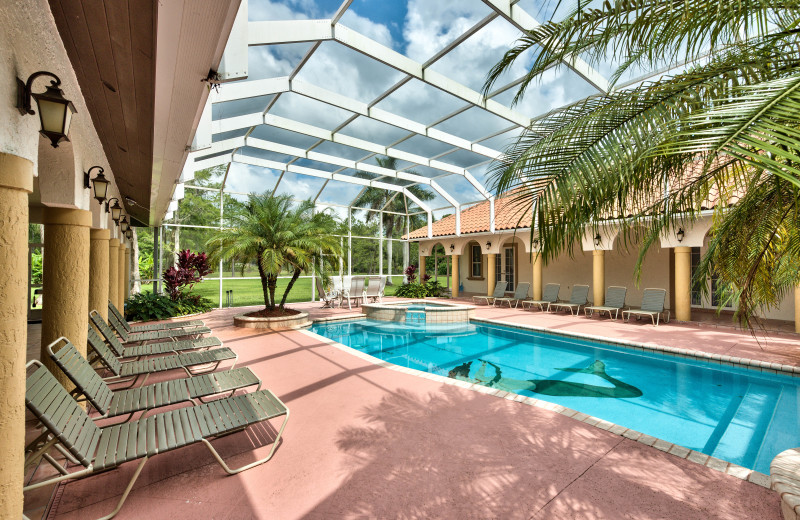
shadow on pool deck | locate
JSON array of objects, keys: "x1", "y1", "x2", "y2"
[{"x1": 26, "y1": 300, "x2": 785, "y2": 519}]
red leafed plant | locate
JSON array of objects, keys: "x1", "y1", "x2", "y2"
[
  {"x1": 163, "y1": 250, "x2": 213, "y2": 300},
  {"x1": 404, "y1": 264, "x2": 418, "y2": 283}
]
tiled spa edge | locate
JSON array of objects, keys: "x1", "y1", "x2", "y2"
[{"x1": 298, "y1": 324, "x2": 772, "y2": 489}]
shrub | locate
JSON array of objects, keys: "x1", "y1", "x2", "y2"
[
  {"x1": 394, "y1": 282, "x2": 427, "y2": 298},
  {"x1": 163, "y1": 249, "x2": 213, "y2": 300},
  {"x1": 125, "y1": 291, "x2": 214, "y2": 322}
]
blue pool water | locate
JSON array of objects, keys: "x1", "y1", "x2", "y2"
[{"x1": 309, "y1": 319, "x2": 800, "y2": 474}]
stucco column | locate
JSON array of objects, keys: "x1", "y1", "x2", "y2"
[
  {"x1": 418, "y1": 254, "x2": 426, "y2": 281},
  {"x1": 593, "y1": 250, "x2": 605, "y2": 306},
  {"x1": 0, "y1": 153, "x2": 33, "y2": 518},
  {"x1": 124, "y1": 245, "x2": 131, "y2": 301},
  {"x1": 89, "y1": 229, "x2": 110, "y2": 321},
  {"x1": 795, "y1": 285, "x2": 800, "y2": 334},
  {"x1": 532, "y1": 252, "x2": 542, "y2": 300},
  {"x1": 42, "y1": 208, "x2": 91, "y2": 389},
  {"x1": 108, "y1": 239, "x2": 119, "y2": 311},
  {"x1": 487, "y1": 253, "x2": 496, "y2": 296},
  {"x1": 451, "y1": 255, "x2": 460, "y2": 297},
  {"x1": 117, "y1": 243, "x2": 126, "y2": 310},
  {"x1": 674, "y1": 246, "x2": 692, "y2": 322}
]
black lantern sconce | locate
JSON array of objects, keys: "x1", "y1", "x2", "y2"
[
  {"x1": 17, "y1": 71, "x2": 76, "y2": 148},
  {"x1": 532, "y1": 238, "x2": 540, "y2": 250},
  {"x1": 84, "y1": 166, "x2": 110, "y2": 203},
  {"x1": 594, "y1": 234, "x2": 602, "y2": 247},
  {"x1": 449, "y1": 244, "x2": 455, "y2": 253},
  {"x1": 106, "y1": 198, "x2": 122, "y2": 224},
  {"x1": 119, "y1": 215, "x2": 129, "y2": 233},
  {"x1": 485, "y1": 241, "x2": 491, "y2": 250},
  {"x1": 677, "y1": 228, "x2": 685, "y2": 243},
  {"x1": 125, "y1": 229, "x2": 133, "y2": 240}
]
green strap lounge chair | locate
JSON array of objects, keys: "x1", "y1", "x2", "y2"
[
  {"x1": 108, "y1": 300, "x2": 205, "y2": 332},
  {"x1": 107, "y1": 310, "x2": 211, "y2": 343},
  {"x1": 521, "y1": 283, "x2": 560, "y2": 311},
  {"x1": 622, "y1": 288, "x2": 671, "y2": 325},
  {"x1": 584, "y1": 286, "x2": 627, "y2": 320},
  {"x1": 86, "y1": 326, "x2": 237, "y2": 388},
  {"x1": 24, "y1": 361, "x2": 289, "y2": 520},
  {"x1": 49, "y1": 338, "x2": 261, "y2": 422},
  {"x1": 494, "y1": 282, "x2": 531, "y2": 308},
  {"x1": 472, "y1": 281, "x2": 508, "y2": 306},
  {"x1": 91, "y1": 311, "x2": 220, "y2": 358},
  {"x1": 549, "y1": 285, "x2": 590, "y2": 315}
]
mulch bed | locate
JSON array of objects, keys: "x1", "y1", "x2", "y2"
[{"x1": 244, "y1": 308, "x2": 302, "y2": 318}]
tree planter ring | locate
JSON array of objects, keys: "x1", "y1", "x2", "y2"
[{"x1": 234, "y1": 311, "x2": 311, "y2": 330}]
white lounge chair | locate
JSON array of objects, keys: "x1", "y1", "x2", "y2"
[
  {"x1": 622, "y1": 288, "x2": 670, "y2": 325},
  {"x1": 315, "y1": 277, "x2": 338, "y2": 308},
  {"x1": 363, "y1": 276, "x2": 384, "y2": 303},
  {"x1": 522, "y1": 283, "x2": 560, "y2": 311},
  {"x1": 549, "y1": 285, "x2": 590, "y2": 315},
  {"x1": 585, "y1": 286, "x2": 627, "y2": 319},
  {"x1": 342, "y1": 276, "x2": 365, "y2": 309},
  {"x1": 472, "y1": 281, "x2": 507, "y2": 306},
  {"x1": 494, "y1": 282, "x2": 531, "y2": 308}
]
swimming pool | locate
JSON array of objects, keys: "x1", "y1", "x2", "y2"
[{"x1": 309, "y1": 319, "x2": 800, "y2": 474}]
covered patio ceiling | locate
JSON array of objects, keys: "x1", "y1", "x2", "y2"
[{"x1": 177, "y1": 0, "x2": 683, "y2": 234}]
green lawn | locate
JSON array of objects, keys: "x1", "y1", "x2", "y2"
[{"x1": 139, "y1": 274, "x2": 453, "y2": 308}]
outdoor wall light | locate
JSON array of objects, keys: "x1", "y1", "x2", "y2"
[
  {"x1": 125, "y1": 229, "x2": 133, "y2": 240},
  {"x1": 449, "y1": 244, "x2": 455, "y2": 252},
  {"x1": 84, "y1": 166, "x2": 109, "y2": 203},
  {"x1": 106, "y1": 198, "x2": 122, "y2": 223},
  {"x1": 485, "y1": 241, "x2": 491, "y2": 249},
  {"x1": 677, "y1": 228, "x2": 685, "y2": 243},
  {"x1": 594, "y1": 234, "x2": 602, "y2": 247},
  {"x1": 119, "y1": 215, "x2": 129, "y2": 233},
  {"x1": 17, "y1": 71, "x2": 76, "y2": 148},
  {"x1": 532, "y1": 238, "x2": 540, "y2": 249}
]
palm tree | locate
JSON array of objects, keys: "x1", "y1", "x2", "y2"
[
  {"x1": 482, "y1": 0, "x2": 800, "y2": 326},
  {"x1": 352, "y1": 157, "x2": 435, "y2": 281},
  {"x1": 207, "y1": 193, "x2": 342, "y2": 312}
]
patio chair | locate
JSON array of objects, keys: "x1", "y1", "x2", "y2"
[
  {"x1": 521, "y1": 283, "x2": 560, "y2": 311},
  {"x1": 87, "y1": 325, "x2": 237, "y2": 388},
  {"x1": 622, "y1": 288, "x2": 671, "y2": 325},
  {"x1": 315, "y1": 277, "x2": 338, "y2": 308},
  {"x1": 91, "y1": 311, "x2": 221, "y2": 358},
  {"x1": 494, "y1": 282, "x2": 531, "y2": 308},
  {"x1": 363, "y1": 276, "x2": 384, "y2": 303},
  {"x1": 48, "y1": 338, "x2": 262, "y2": 422},
  {"x1": 472, "y1": 281, "x2": 507, "y2": 306},
  {"x1": 342, "y1": 276, "x2": 365, "y2": 309},
  {"x1": 584, "y1": 286, "x2": 628, "y2": 320},
  {"x1": 108, "y1": 300, "x2": 205, "y2": 333},
  {"x1": 23, "y1": 361, "x2": 289, "y2": 520},
  {"x1": 549, "y1": 285, "x2": 590, "y2": 315},
  {"x1": 107, "y1": 310, "x2": 211, "y2": 344}
]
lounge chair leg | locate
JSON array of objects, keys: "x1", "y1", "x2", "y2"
[
  {"x1": 96, "y1": 456, "x2": 149, "y2": 520},
  {"x1": 203, "y1": 410, "x2": 290, "y2": 475}
]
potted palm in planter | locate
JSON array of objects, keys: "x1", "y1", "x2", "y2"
[{"x1": 207, "y1": 193, "x2": 342, "y2": 329}]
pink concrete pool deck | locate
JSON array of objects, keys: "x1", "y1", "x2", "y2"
[{"x1": 28, "y1": 298, "x2": 799, "y2": 519}]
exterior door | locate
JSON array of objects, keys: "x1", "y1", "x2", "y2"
[{"x1": 504, "y1": 246, "x2": 514, "y2": 289}]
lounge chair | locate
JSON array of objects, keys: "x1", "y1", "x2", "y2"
[
  {"x1": 315, "y1": 277, "x2": 338, "y2": 308},
  {"x1": 472, "y1": 281, "x2": 508, "y2": 306},
  {"x1": 584, "y1": 286, "x2": 627, "y2": 320},
  {"x1": 49, "y1": 338, "x2": 261, "y2": 422},
  {"x1": 342, "y1": 276, "x2": 365, "y2": 309},
  {"x1": 87, "y1": 326, "x2": 237, "y2": 387},
  {"x1": 107, "y1": 310, "x2": 211, "y2": 344},
  {"x1": 23, "y1": 361, "x2": 289, "y2": 520},
  {"x1": 622, "y1": 288, "x2": 671, "y2": 325},
  {"x1": 91, "y1": 311, "x2": 221, "y2": 358},
  {"x1": 363, "y1": 276, "x2": 384, "y2": 303},
  {"x1": 108, "y1": 300, "x2": 205, "y2": 332},
  {"x1": 549, "y1": 285, "x2": 590, "y2": 315},
  {"x1": 494, "y1": 282, "x2": 531, "y2": 308},
  {"x1": 521, "y1": 283, "x2": 560, "y2": 311}
]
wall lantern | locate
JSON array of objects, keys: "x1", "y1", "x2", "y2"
[
  {"x1": 106, "y1": 198, "x2": 122, "y2": 224},
  {"x1": 594, "y1": 234, "x2": 602, "y2": 247},
  {"x1": 17, "y1": 71, "x2": 76, "y2": 148},
  {"x1": 449, "y1": 244, "x2": 455, "y2": 253},
  {"x1": 119, "y1": 215, "x2": 129, "y2": 233},
  {"x1": 84, "y1": 166, "x2": 109, "y2": 203},
  {"x1": 532, "y1": 238, "x2": 540, "y2": 250},
  {"x1": 125, "y1": 229, "x2": 133, "y2": 240},
  {"x1": 677, "y1": 228, "x2": 685, "y2": 243},
  {"x1": 485, "y1": 241, "x2": 491, "y2": 249}
]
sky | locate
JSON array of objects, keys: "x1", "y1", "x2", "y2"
[{"x1": 206, "y1": 0, "x2": 615, "y2": 218}]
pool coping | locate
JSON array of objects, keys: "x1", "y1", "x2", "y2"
[{"x1": 301, "y1": 316, "x2": 779, "y2": 489}]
